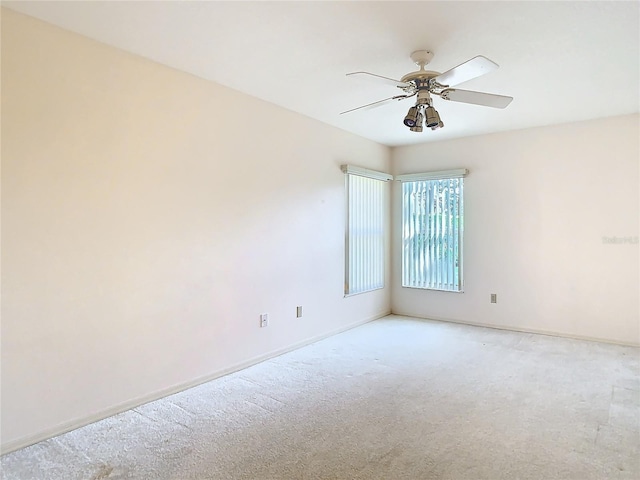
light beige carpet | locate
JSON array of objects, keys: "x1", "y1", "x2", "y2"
[{"x1": 1, "y1": 315, "x2": 639, "y2": 479}]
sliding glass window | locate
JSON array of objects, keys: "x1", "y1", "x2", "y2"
[
  {"x1": 398, "y1": 170, "x2": 466, "y2": 292},
  {"x1": 342, "y1": 165, "x2": 391, "y2": 296}
]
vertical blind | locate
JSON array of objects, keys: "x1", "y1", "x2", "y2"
[
  {"x1": 343, "y1": 166, "x2": 390, "y2": 296},
  {"x1": 400, "y1": 173, "x2": 465, "y2": 292}
]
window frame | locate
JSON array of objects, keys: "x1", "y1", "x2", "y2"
[
  {"x1": 397, "y1": 169, "x2": 467, "y2": 293},
  {"x1": 342, "y1": 165, "x2": 392, "y2": 297}
]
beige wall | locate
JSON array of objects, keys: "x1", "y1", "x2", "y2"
[
  {"x1": 1, "y1": 9, "x2": 391, "y2": 451},
  {"x1": 391, "y1": 114, "x2": 640, "y2": 345},
  {"x1": 3, "y1": 6, "x2": 639, "y2": 456}
]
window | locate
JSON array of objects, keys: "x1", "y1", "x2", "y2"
[
  {"x1": 342, "y1": 165, "x2": 392, "y2": 296},
  {"x1": 398, "y1": 169, "x2": 467, "y2": 292}
]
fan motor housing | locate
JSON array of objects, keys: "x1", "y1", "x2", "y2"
[{"x1": 400, "y1": 70, "x2": 441, "y2": 84}]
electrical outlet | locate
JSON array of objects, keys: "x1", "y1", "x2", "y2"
[
  {"x1": 260, "y1": 313, "x2": 268, "y2": 328},
  {"x1": 296, "y1": 306, "x2": 303, "y2": 318},
  {"x1": 490, "y1": 294, "x2": 497, "y2": 304}
]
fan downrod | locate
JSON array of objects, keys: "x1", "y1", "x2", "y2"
[
  {"x1": 401, "y1": 50, "x2": 439, "y2": 84},
  {"x1": 410, "y1": 50, "x2": 434, "y2": 69}
]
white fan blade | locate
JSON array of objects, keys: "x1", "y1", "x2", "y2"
[
  {"x1": 439, "y1": 88, "x2": 513, "y2": 109},
  {"x1": 346, "y1": 71, "x2": 410, "y2": 88},
  {"x1": 340, "y1": 94, "x2": 414, "y2": 115},
  {"x1": 434, "y1": 56, "x2": 499, "y2": 87}
]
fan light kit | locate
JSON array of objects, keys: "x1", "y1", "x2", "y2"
[{"x1": 341, "y1": 50, "x2": 513, "y2": 132}]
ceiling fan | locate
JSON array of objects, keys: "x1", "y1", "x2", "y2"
[{"x1": 341, "y1": 50, "x2": 513, "y2": 132}]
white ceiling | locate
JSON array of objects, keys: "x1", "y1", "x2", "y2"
[{"x1": 4, "y1": 1, "x2": 639, "y2": 147}]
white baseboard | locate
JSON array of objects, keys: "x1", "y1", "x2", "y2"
[
  {"x1": 389, "y1": 310, "x2": 640, "y2": 348},
  {"x1": 1, "y1": 310, "x2": 390, "y2": 456}
]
